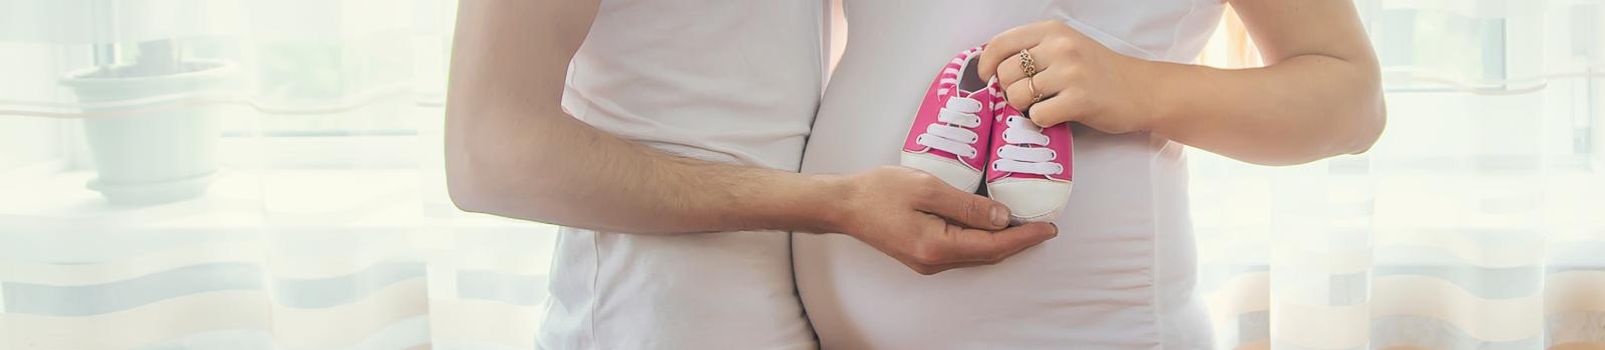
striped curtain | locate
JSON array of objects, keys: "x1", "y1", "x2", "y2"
[
  {"x1": 1194, "y1": 1, "x2": 1605, "y2": 349},
  {"x1": 0, "y1": 0, "x2": 561, "y2": 349}
]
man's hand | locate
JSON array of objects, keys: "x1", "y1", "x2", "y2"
[{"x1": 820, "y1": 166, "x2": 1059, "y2": 275}]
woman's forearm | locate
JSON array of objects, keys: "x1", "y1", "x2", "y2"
[
  {"x1": 979, "y1": 0, "x2": 1383, "y2": 166},
  {"x1": 1145, "y1": 53, "x2": 1385, "y2": 166}
]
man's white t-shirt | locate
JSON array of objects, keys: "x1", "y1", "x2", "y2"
[{"x1": 540, "y1": 0, "x2": 826, "y2": 349}]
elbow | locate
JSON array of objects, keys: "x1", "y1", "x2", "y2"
[
  {"x1": 444, "y1": 126, "x2": 564, "y2": 223},
  {"x1": 443, "y1": 111, "x2": 516, "y2": 216},
  {"x1": 442, "y1": 101, "x2": 572, "y2": 224},
  {"x1": 445, "y1": 175, "x2": 489, "y2": 215},
  {"x1": 1342, "y1": 80, "x2": 1388, "y2": 157},
  {"x1": 1349, "y1": 56, "x2": 1387, "y2": 155},
  {"x1": 445, "y1": 149, "x2": 545, "y2": 218},
  {"x1": 1243, "y1": 98, "x2": 1387, "y2": 167},
  {"x1": 1293, "y1": 69, "x2": 1388, "y2": 165},
  {"x1": 444, "y1": 110, "x2": 487, "y2": 214},
  {"x1": 445, "y1": 151, "x2": 498, "y2": 215}
]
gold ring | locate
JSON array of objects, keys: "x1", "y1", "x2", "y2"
[
  {"x1": 1027, "y1": 76, "x2": 1044, "y2": 104},
  {"x1": 1019, "y1": 49, "x2": 1038, "y2": 78}
]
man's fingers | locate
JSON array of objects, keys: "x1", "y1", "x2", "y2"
[
  {"x1": 978, "y1": 21, "x2": 1057, "y2": 80},
  {"x1": 915, "y1": 183, "x2": 1011, "y2": 230},
  {"x1": 925, "y1": 261, "x2": 992, "y2": 275},
  {"x1": 944, "y1": 222, "x2": 1058, "y2": 263}
]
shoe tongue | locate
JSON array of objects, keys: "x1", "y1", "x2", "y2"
[{"x1": 945, "y1": 97, "x2": 982, "y2": 113}]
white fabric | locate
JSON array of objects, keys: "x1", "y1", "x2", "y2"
[
  {"x1": 544, "y1": 0, "x2": 825, "y2": 349},
  {"x1": 795, "y1": 0, "x2": 1223, "y2": 348}
]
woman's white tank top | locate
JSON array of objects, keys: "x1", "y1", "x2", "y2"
[{"x1": 795, "y1": 1, "x2": 1224, "y2": 348}]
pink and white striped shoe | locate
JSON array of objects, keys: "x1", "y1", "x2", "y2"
[
  {"x1": 985, "y1": 84, "x2": 1074, "y2": 223},
  {"x1": 900, "y1": 46, "x2": 997, "y2": 192}
]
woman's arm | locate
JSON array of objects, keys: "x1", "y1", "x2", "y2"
[
  {"x1": 445, "y1": 0, "x2": 1055, "y2": 274},
  {"x1": 978, "y1": 0, "x2": 1385, "y2": 166}
]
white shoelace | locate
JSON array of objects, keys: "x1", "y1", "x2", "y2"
[
  {"x1": 992, "y1": 114, "x2": 1063, "y2": 175},
  {"x1": 915, "y1": 97, "x2": 984, "y2": 158}
]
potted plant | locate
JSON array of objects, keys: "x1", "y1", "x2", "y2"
[{"x1": 59, "y1": 39, "x2": 235, "y2": 205}]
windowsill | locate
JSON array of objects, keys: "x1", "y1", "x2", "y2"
[{"x1": 0, "y1": 165, "x2": 555, "y2": 264}]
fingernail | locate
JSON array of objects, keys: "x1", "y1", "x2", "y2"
[
  {"x1": 1049, "y1": 223, "x2": 1060, "y2": 236},
  {"x1": 992, "y1": 207, "x2": 1010, "y2": 227}
]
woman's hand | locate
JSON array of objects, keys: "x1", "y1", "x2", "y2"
[{"x1": 977, "y1": 20, "x2": 1159, "y2": 134}]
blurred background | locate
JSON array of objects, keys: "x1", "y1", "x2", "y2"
[{"x1": 0, "y1": 0, "x2": 1602, "y2": 349}]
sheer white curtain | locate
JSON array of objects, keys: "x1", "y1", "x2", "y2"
[
  {"x1": 0, "y1": 0, "x2": 556, "y2": 349},
  {"x1": 1194, "y1": 1, "x2": 1605, "y2": 349}
]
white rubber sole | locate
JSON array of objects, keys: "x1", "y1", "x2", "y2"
[
  {"x1": 987, "y1": 178, "x2": 1073, "y2": 222},
  {"x1": 900, "y1": 152, "x2": 982, "y2": 193}
]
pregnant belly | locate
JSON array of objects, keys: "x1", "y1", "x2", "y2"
[{"x1": 793, "y1": 127, "x2": 1209, "y2": 348}]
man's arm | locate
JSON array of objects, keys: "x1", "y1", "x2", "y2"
[{"x1": 444, "y1": 0, "x2": 1056, "y2": 274}]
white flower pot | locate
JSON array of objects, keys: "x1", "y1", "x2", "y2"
[{"x1": 60, "y1": 60, "x2": 235, "y2": 205}]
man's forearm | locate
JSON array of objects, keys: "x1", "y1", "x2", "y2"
[
  {"x1": 443, "y1": 0, "x2": 844, "y2": 235},
  {"x1": 1145, "y1": 55, "x2": 1385, "y2": 166},
  {"x1": 446, "y1": 107, "x2": 845, "y2": 234}
]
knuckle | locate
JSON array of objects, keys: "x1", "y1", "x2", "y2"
[
  {"x1": 989, "y1": 249, "x2": 1012, "y2": 263},
  {"x1": 1011, "y1": 94, "x2": 1033, "y2": 110},
  {"x1": 1009, "y1": 84, "x2": 1031, "y2": 100},
  {"x1": 964, "y1": 199, "x2": 987, "y2": 221},
  {"x1": 913, "y1": 173, "x2": 944, "y2": 191},
  {"x1": 999, "y1": 59, "x2": 1020, "y2": 77},
  {"x1": 1039, "y1": 37, "x2": 1065, "y2": 51},
  {"x1": 911, "y1": 243, "x2": 944, "y2": 265},
  {"x1": 1057, "y1": 66, "x2": 1081, "y2": 80},
  {"x1": 913, "y1": 186, "x2": 940, "y2": 206},
  {"x1": 1051, "y1": 39, "x2": 1079, "y2": 54}
]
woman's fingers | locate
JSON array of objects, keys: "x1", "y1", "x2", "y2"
[
  {"x1": 994, "y1": 52, "x2": 1055, "y2": 90},
  {"x1": 1002, "y1": 66, "x2": 1074, "y2": 111},
  {"x1": 994, "y1": 53, "x2": 1027, "y2": 87},
  {"x1": 1024, "y1": 91, "x2": 1081, "y2": 128},
  {"x1": 978, "y1": 20, "x2": 1061, "y2": 79}
]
